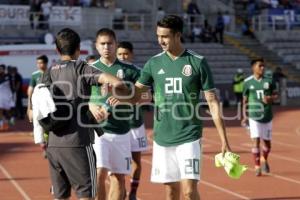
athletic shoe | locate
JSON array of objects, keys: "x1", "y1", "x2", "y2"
[
  {"x1": 262, "y1": 162, "x2": 270, "y2": 173},
  {"x1": 129, "y1": 193, "x2": 137, "y2": 200},
  {"x1": 255, "y1": 166, "x2": 262, "y2": 177}
]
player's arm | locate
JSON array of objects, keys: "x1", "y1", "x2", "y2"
[
  {"x1": 106, "y1": 82, "x2": 151, "y2": 105},
  {"x1": 204, "y1": 89, "x2": 231, "y2": 154},
  {"x1": 27, "y1": 86, "x2": 34, "y2": 123},
  {"x1": 241, "y1": 96, "x2": 248, "y2": 127},
  {"x1": 97, "y1": 72, "x2": 131, "y2": 97}
]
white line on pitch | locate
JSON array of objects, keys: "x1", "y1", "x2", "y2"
[{"x1": 0, "y1": 163, "x2": 31, "y2": 200}]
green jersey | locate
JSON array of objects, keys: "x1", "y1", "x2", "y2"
[
  {"x1": 243, "y1": 75, "x2": 275, "y2": 123},
  {"x1": 29, "y1": 70, "x2": 42, "y2": 88},
  {"x1": 90, "y1": 59, "x2": 140, "y2": 134},
  {"x1": 138, "y1": 50, "x2": 215, "y2": 146}
]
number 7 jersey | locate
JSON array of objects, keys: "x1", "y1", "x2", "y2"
[
  {"x1": 243, "y1": 75, "x2": 275, "y2": 123},
  {"x1": 137, "y1": 50, "x2": 215, "y2": 147}
]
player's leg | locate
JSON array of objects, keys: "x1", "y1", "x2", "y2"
[
  {"x1": 96, "y1": 168, "x2": 108, "y2": 200},
  {"x1": 109, "y1": 132, "x2": 131, "y2": 200},
  {"x1": 164, "y1": 182, "x2": 180, "y2": 200},
  {"x1": 177, "y1": 139, "x2": 201, "y2": 200},
  {"x1": 129, "y1": 124, "x2": 148, "y2": 200},
  {"x1": 46, "y1": 148, "x2": 72, "y2": 199},
  {"x1": 151, "y1": 141, "x2": 180, "y2": 200},
  {"x1": 252, "y1": 138, "x2": 261, "y2": 176},
  {"x1": 54, "y1": 145, "x2": 97, "y2": 200},
  {"x1": 109, "y1": 173, "x2": 126, "y2": 200},
  {"x1": 129, "y1": 151, "x2": 142, "y2": 200},
  {"x1": 249, "y1": 119, "x2": 262, "y2": 176},
  {"x1": 181, "y1": 179, "x2": 200, "y2": 200},
  {"x1": 261, "y1": 121, "x2": 272, "y2": 173},
  {"x1": 92, "y1": 132, "x2": 111, "y2": 200}
]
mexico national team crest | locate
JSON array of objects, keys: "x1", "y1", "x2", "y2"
[
  {"x1": 263, "y1": 82, "x2": 269, "y2": 89},
  {"x1": 116, "y1": 69, "x2": 125, "y2": 79},
  {"x1": 182, "y1": 65, "x2": 192, "y2": 76}
]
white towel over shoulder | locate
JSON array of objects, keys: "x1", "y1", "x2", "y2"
[{"x1": 32, "y1": 83, "x2": 56, "y2": 144}]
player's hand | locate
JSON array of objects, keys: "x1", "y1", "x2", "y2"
[
  {"x1": 88, "y1": 103, "x2": 110, "y2": 122},
  {"x1": 27, "y1": 109, "x2": 33, "y2": 123},
  {"x1": 107, "y1": 96, "x2": 121, "y2": 106},
  {"x1": 221, "y1": 142, "x2": 231, "y2": 157},
  {"x1": 241, "y1": 118, "x2": 248, "y2": 127},
  {"x1": 100, "y1": 83, "x2": 113, "y2": 96}
]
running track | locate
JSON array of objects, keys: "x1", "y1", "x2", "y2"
[{"x1": 1, "y1": 106, "x2": 300, "y2": 200}]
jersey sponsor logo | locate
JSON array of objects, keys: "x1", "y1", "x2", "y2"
[
  {"x1": 116, "y1": 69, "x2": 125, "y2": 79},
  {"x1": 158, "y1": 69, "x2": 165, "y2": 74},
  {"x1": 182, "y1": 65, "x2": 192, "y2": 76},
  {"x1": 263, "y1": 82, "x2": 269, "y2": 89}
]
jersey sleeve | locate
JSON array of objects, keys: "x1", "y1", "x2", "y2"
[
  {"x1": 82, "y1": 64, "x2": 102, "y2": 86},
  {"x1": 137, "y1": 61, "x2": 153, "y2": 86},
  {"x1": 29, "y1": 74, "x2": 36, "y2": 87},
  {"x1": 128, "y1": 65, "x2": 141, "y2": 83},
  {"x1": 199, "y1": 58, "x2": 215, "y2": 91},
  {"x1": 40, "y1": 68, "x2": 52, "y2": 86},
  {"x1": 243, "y1": 81, "x2": 249, "y2": 97}
]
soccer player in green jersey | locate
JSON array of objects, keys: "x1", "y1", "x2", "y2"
[
  {"x1": 90, "y1": 29, "x2": 141, "y2": 200},
  {"x1": 117, "y1": 15, "x2": 231, "y2": 200},
  {"x1": 117, "y1": 41, "x2": 149, "y2": 200},
  {"x1": 27, "y1": 55, "x2": 49, "y2": 157},
  {"x1": 27, "y1": 55, "x2": 48, "y2": 123},
  {"x1": 241, "y1": 58, "x2": 277, "y2": 176}
]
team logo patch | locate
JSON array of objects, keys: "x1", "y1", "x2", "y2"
[
  {"x1": 116, "y1": 69, "x2": 125, "y2": 79},
  {"x1": 263, "y1": 82, "x2": 269, "y2": 89},
  {"x1": 250, "y1": 85, "x2": 254, "y2": 90},
  {"x1": 182, "y1": 65, "x2": 192, "y2": 76},
  {"x1": 158, "y1": 69, "x2": 165, "y2": 74}
]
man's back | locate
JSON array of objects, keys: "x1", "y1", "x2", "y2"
[{"x1": 42, "y1": 59, "x2": 101, "y2": 147}]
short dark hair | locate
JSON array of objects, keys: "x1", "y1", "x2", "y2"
[
  {"x1": 0, "y1": 64, "x2": 5, "y2": 70},
  {"x1": 251, "y1": 57, "x2": 264, "y2": 66},
  {"x1": 55, "y1": 28, "x2": 81, "y2": 56},
  {"x1": 37, "y1": 55, "x2": 48, "y2": 64},
  {"x1": 157, "y1": 15, "x2": 184, "y2": 33},
  {"x1": 96, "y1": 28, "x2": 116, "y2": 41},
  {"x1": 86, "y1": 55, "x2": 97, "y2": 61},
  {"x1": 117, "y1": 41, "x2": 133, "y2": 53}
]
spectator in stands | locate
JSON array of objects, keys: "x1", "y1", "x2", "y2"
[
  {"x1": 272, "y1": 67, "x2": 286, "y2": 92},
  {"x1": 223, "y1": 11, "x2": 231, "y2": 32},
  {"x1": 80, "y1": 0, "x2": 91, "y2": 7},
  {"x1": 29, "y1": 0, "x2": 42, "y2": 30},
  {"x1": 215, "y1": 11, "x2": 225, "y2": 44},
  {"x1": 242, "y1": 19, "x2": 255, "y2": 38},
  {"x1": 201, "y1": 19, "x2": 215, "y2": 43},
  {"x1": 157, "y1": 6, "x2": 165, "y2": 22},
  {"x1": 41, "y1": 0, "x2": 52, "y2": 30},
  {"x1": 272, "y1": 67, "x2": 286, "y2": 83},
  {"x1": 190, "y1": 24, "x2": 202, "y2": 43},
  {"x1": 247, "y1": 0, "x2": 258, "y2": 19},
  {"x1": 187, "y1": 0, "x2": 201, "y2": 30}
]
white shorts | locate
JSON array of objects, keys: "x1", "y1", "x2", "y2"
[
  {"x1": 129, "y1": 124, "x2": 148, "y2": 152},
  {"x1": 93, "y1": 131, "x2": 131, "y2": 174},
  {"x1": 249, "y1": 119, "x2": 272, "y2": 140},
  {"x1": 151, "y1": 139, "x2": 202, "y2": 183}
]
